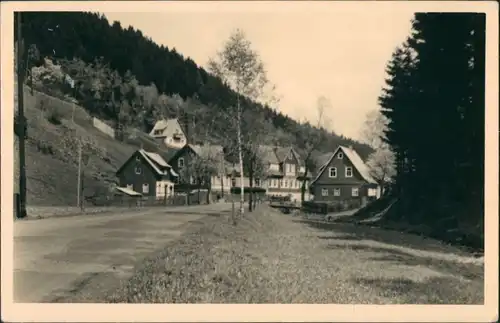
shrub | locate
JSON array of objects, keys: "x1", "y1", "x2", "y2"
[
  {"x1": 46, "y1": 106, "x2": 63, "y2": 125},
  {"x1": 35, "y1": 139, "x2": 55, "y2": 155}
]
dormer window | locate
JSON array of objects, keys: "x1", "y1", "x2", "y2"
[
  {"x1": 338, "y1": 152, "x2": 343, "y2": 159},
  {"x1": 154, "y1": 129, "x2": 162, "y2": 135}
]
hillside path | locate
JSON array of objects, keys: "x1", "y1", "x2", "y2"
[{"x1": 13, "y1": 203, "x2": 232, "y2": 302}]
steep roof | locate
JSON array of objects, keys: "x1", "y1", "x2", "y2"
[
  {"x1": 274, "y1": 147, "x2": 290, "y2": 162},
  {"x1": 340, "y1": 145, "x2": 376, "y2": 184},
  {"x1": 310, "y1": 146, "x2": 376, "y2": 185},
  {"x1": 258, "y1": 145, "x2": 280, "y2": 164},
  {"x1": 151, "y1": 118, "x2": 185, "y2": 138},
  {"x1": 138, "y1": 149, "x2": 178, "y2": 177},
  {"x1": 116, "y1": 149, "x2": 178, "y2": 178},
  {"x1": 115, "y1": 186, "x2": 142, "y2": 196},
  {"x1": 189, "y1": 144, "x2": 224, "y2": 160}
]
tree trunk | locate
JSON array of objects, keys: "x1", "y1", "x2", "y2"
[
  {"x1": 207, "y1": 177, "x2": 211, "y2": 204},
  {"x1": 248, "y1": 160, "x2": 254, "y2": 212},
  {"x1": 220, "y1": 175, "x2": 224, "y2": 198},
  {"x1": 197, "y1": 182, "x2": 201, "y2": 205},
  {"x1": 301, "y1": 164, "x2": 309, "y2": 204},
  {"x1": 231, "y1": 191, "x2": 236, "y2": 225},
  {"x1": 237, "y1": 97, "x2": 245, "y2": 217}
]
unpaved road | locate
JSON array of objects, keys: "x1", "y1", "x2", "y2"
[{"x1": 13, "y1": 203, "x2": 232, "y2": 302}]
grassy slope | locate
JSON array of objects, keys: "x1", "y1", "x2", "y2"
[
  {"x1": 55, "y1": 206, "x2": 483, "y2": 304},
  {"x1": 14, "y1": 87, "x2": 171, "y2": 206}
]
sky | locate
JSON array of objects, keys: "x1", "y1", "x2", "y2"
[{"x1": 103, "y1": 4, "x2": 415, "y2": 140}]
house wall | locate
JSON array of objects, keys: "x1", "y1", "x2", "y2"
[
  {"x1": 155, "y1": 180, "x2": 175, "y2": 198},
  {"x1": 311, "y1": 148, "x2": 371, "y2": 202},
  {"x1": 117, "y1": 152, "x2": 158, "y2": 197},
  {"x1": 265, "y1": 149, "x2": 310, "y2": 200},
  {"x1": 169, "y1": 147, "x2": 195, "y2": 182},
  {"x1": 312, "y1": 183, "x2": 368, "y2": 202},
  {"x1": 163, "y1": 135, "x2": 186, "y2": 149},
  {"x1": 314, "y1": 150, "x2": 366, "y2": 185}
]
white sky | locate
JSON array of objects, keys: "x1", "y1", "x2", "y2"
[{"x1": 103, "y1": 5, "x2": 414, "y2": 140}]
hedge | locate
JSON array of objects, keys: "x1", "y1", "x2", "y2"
[{"x1": 230, "y1": 187, "x2": 267, "y2": 194}]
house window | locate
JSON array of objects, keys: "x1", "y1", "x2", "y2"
[
  {"x1": 136, "y1": 155, "x2": 141, "y2": 162},
  {"x1": 255, "y1": 179, "x2": 260, "y2": 186},
  {"x1": 352, "y1": 187, "x2": 359, "y2": 197},
  {"x1": 338, "y1": 152, "x2": 343, "y2": 159},
  {"x1": 231, "y1": 178, "x2": 236, "y2": 187},
  {"x1": 142, "y1": 183, "x2": 149, "y2": 194},
  {"x1": 321, "y1": 188, "x2": 328, "y2": 196},
  {"x1": 175, "y1": 176, "x2": 180, "y2": 184},
  {"x1": 279, "y1": 180, "x2": 283, "y2": 187},
  {"x1": 135, "y1": 167, "x2": 142, "y2": 174},
  {"x1": 346, "y1": 167, "x2": 353, "y2": 177},
  {"x1": 328, "y1": 167, "x2": 337, "y2": 178},
  {"x1": 154, "y1": 129, "x2": 162, "y2": 135},
  {"x1": 334, "y1": 188, "x2": 341, "y2": 196},
  {"x1": 178, "y1": 157, "x2": 185, "y2": 169},
  {"x1": 284, "y1": 180, "x2": 288, "y2": 188}
]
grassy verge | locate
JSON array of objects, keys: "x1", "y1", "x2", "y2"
[{"x1": 83, "y1": 205, "x2": 483, "y2": 304}]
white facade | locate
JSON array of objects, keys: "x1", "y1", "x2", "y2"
[
  {"x1": 149, "y1": 119, "x2": 187, "y2": 149},
  {"x1": 155, "y1": 180, "x2": 176, "y2": 198}
]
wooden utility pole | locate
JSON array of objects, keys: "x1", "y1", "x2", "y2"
[
  {"x1": 16, "y1": 12, "x2": 27, "y2": 219},
  {"x1": 77, "y1": 137, "x2": 82, "y2": 208}
]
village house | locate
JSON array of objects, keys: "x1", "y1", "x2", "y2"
[
  {"x1": 149, "y1": 118, "x2": 187, "y2": 149},
  {"x1": 258, "y1": 145, "x2": 312, "y2": 202},
  {"x1": 309, "y1": 145, "x2": 380, "y2": 205},
  {"x1": 167, "y1": 143, "x2": 231, "y2": 198},
  {"x1": 115, "y1": 149, "x2": 178, "y2": 200}
]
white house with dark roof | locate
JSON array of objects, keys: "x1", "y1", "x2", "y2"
[{"x1": 149, "y1": 118, "x2": 187, "y2": 149}]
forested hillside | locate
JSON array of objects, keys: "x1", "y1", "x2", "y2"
[{"x1": 20, "y1": 11, "x2": 372, "y2": 162}]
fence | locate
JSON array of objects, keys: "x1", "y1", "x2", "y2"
[
  {"x1": 92, "y1": 117, "x2": 115, "y2": 138},
  {"x1": 84, "y1": 190, "x2": 212, "y2": 208},
  {"x1": 301, "y1": 199, "x2": 363, "y2": 215}
]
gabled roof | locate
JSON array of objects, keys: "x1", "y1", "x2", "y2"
[
  {"x1": 189, "y1": 144, "x2": 224, "y2": 160},
  {"x1": 274, "y1": 147, "x2": 290, "y2": 162},
  {"x1": 341, "y1": 145, "x2": 376, "y2": 184},
  {"x1": 116, "y1": 149, "x2": 178, "y2": 178},
  {"x1": 151, "y1": 118, "x2": 185, "y2": 138},
  {"x1": 258, "y1": 145, "x2": 303, "y2": 165},
  {"x1": 115, "y1": 186, "x2": 142, "y2": 196},
  {"x1": 258, "y1": 145, "x2": 280, "y2": 164},
  {"x1": 310, "y1": 146, "x2": 376, "y2": 185}
]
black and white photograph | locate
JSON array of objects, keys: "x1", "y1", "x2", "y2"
[{"x1": 1, "y1": 1, "x2": 497, "y2": 322}]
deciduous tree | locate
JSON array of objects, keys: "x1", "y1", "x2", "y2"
[{"x1": 208, "y1": 28, "x2": 275, "y2": 219}]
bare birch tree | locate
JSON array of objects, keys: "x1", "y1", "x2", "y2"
[
  {"x1": 296, "y1": 96, "x2": 332, "y2": 203},
  {"x1": 360, "y1": 109, "x2": 396, "y2": 195},
  {"x1": 208, "y1": 29, "x2": 274, "y2": 218}
]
